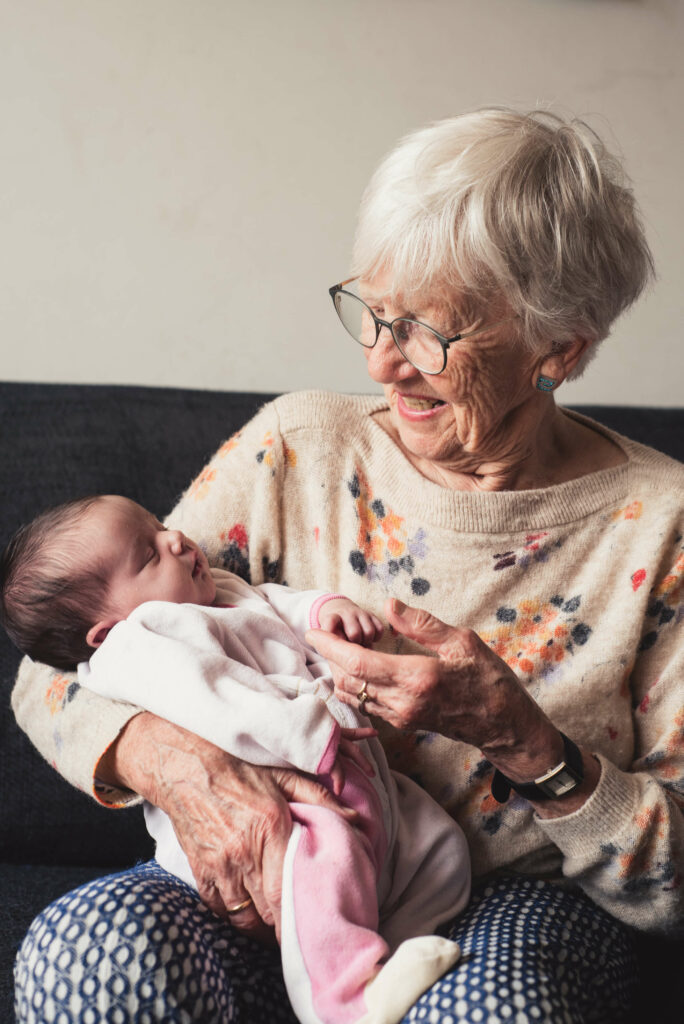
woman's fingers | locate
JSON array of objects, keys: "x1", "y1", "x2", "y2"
[
  {"x1": 385, "y1": 598, "x2": 466, "y2": 652},
  {"x1": 338, "y1": 732, "x2": 376, "y2": 777},
  {"x1": 196, "y1": 868, "x2": 264, "y2": 931},
  {"x1": 340, "y1": 725, "x2": 378, "y2": 741},
  {"x1": 237, "y1": 806, "x2": 291, "y2": 931},
  {"x1": 329, "y1": 759, "x2": 345, "y2": 796},
  {"x1": 272, "y1": 764, "x2": 351, "y2": 814},
  {"x1": 317, "y1": 605, "x2": 560, "y2": 769},
  {"x1": 307, "y1": 627, "x2": 414, "y2": 684},
  {"x1": 307, "y1": 627, "x2": 441, "y2": 698},
  {"x1": 309, "y1": 610, "x2": 526, "y2": 740}
]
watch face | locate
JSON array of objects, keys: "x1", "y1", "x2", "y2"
[{"x1": 542, "y1": 769, "x2": 579, "y2": 798}]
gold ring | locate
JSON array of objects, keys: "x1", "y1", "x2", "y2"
[
  {"x1": 357, "y1": 682, "x2": 369, "y2": 706},
  {"x1": 225, "y1": 896, "x2": 253, "y2": 915}
]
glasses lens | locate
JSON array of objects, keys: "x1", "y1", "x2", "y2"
[
  {"x1": 333, "y1": 291, "x2": 377, "y2": 349},
  {"x1": 392, "y1": 320, "x2": 446, "y2": 374}
]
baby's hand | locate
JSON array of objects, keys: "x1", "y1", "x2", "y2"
[
  {"x1": 329, "y1": 726, "x2": 378, "y2": 796},
  {"x1": 318, "y1": 598, "x2": 384, "y2": 646}
]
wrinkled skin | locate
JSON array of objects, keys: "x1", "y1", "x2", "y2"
[
  {"x1": 107, "y1": 714, "x2": 366, "y2": 939},
  {"x1": 356, "y1": 269, "x2": 621, "y2": 492},
  {"x1": 307, "y1": 599, "x2": 600, "y2": 819}
]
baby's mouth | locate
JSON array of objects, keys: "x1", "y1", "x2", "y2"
[{"x1": 400, "y1": 395, "x2": 445, "y2": 410}]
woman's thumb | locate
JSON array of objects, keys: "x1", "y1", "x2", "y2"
[{"x1": 385, "y1": 598, "x2": 454, "y2": 650}]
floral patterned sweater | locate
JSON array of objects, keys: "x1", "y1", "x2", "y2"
[{"x1": 12, "y1": 391, "x2": 684, "y2": 935}]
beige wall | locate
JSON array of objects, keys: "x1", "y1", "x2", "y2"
[{"x1": 1, "y1": 0, "x2": 681, "y2": 405}]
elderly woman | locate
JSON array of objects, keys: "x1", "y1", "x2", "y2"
[{"x1": 14, "y1": 109, "x2": 682, "y2": 1024}]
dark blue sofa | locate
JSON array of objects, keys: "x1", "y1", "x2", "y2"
[{"x1": 0, "y1": 382, "x2": 681, "y2": 1021}]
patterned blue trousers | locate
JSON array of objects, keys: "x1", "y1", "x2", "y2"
[{"x1": 15, "y1": 862, "x2": 638, "y2": 1023}]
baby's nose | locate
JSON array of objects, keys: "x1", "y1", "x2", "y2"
[{"x1": 168, "y1": 530, "x2": 186, "y2": 554}]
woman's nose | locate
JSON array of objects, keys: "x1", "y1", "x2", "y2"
[{"x1": 364, "y1": 326, "x2": 416, "y2": 384}]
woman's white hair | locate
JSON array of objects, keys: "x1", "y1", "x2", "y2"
[{"x1": 351, "y1": 108, "x2": 654, "y2": 376}]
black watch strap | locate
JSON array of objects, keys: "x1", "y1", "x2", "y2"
[{"x1": 491, "y1": 732, "x2": 584, "y2": 803}]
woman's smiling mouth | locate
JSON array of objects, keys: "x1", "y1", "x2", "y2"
[{"x1": 396, "y1": 393, "x2": 446, "y2": 418}]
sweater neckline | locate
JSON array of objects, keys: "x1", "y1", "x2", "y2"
[{"x1": 332, "y1": 393, "x2": 639, "y2": 533}]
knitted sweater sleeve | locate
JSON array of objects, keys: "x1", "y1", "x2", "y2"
[
  {"x1": 538, "y1": 539, "x2": 684, "y2": 935},
  {"x1": 11, "y1": 399, "x2": 288, "y2": 804}
]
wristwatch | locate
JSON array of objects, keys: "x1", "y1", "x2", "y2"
[{"x1": 491, "y1": 732, "x2": 584, "y2": 803}]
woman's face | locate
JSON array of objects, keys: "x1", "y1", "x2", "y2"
[{"x1": 358, "y1": 268, "x2": 541, "y2": 474}]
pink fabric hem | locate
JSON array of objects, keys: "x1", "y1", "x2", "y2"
[{"x1": 288, "y1": 760, "x2": 389, "y2": 1023}]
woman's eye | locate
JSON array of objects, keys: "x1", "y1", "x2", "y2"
[{"x1": 395, "y1": 320, "x2": 415, "y2": 341}]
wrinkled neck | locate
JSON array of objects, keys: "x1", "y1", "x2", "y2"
[{"x1": 377, "y1": 398, "x2": 626, "y2": 492}]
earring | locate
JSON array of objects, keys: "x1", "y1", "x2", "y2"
[{"x1": 536, "y1": 375, "x2": 556, "y2": 392}]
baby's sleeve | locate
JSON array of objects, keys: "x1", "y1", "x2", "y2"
[{"x1": 82, "y1": 603, "x2": 340, "y2": 777}]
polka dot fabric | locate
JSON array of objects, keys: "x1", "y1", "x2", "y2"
[
  {"x1": 15, "y1": 861, "x2": 297, "y2": 1024},
  {"x1": 15, "y1": 864, "x2": 637, "y2": 1023},
  {"x1": 401, "y1": 876, "x2": 638, "y2": 1024}
]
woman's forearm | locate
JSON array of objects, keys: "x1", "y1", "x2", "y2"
[
  {"x1": 98, "y1": 711, "x2": 354, "y2": 933},
  {"x1": 95, "y1": 710, "x2": 158, "y2": 793},
  {"x1": 12, "y1": 655, "x2": 140, "y2": 803},
  {"x1": 477, "y1": 715, "x2": 601, "y2": 818}
]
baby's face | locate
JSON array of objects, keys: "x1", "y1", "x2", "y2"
[{"x1": 84, "y1": 496, "x2": 217, "y2": 619}]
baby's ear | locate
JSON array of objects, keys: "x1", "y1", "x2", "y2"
[{"x1": 86, "y1": 618, "x2": 118, "y2": 649}]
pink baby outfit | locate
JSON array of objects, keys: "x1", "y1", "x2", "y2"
[{"x1": 79, "y1": 568, "x2": 470, "y2": 1024}]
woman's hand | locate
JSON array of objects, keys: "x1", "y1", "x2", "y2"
[
  {"x1": 99, "y1": 713, "x2": 358, "y2": 939},
  {"x1": 328, "y1": 726, "x2": 378, "y2": 795},
  {"x1": 307, "y1": 599, "x2": 599, "y2": 814}
]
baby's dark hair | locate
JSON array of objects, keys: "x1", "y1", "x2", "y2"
[{"x1": 0, "y1": 496, "x2": 109, "y2": 670}]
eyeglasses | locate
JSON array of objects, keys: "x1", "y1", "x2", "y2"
[{"x1": 329, "y1": 277, "x2": 513, "y2": 375}]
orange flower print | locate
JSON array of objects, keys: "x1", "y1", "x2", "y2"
[
  {"x1": 187, "y1": 466, "x2": 217, "y2": 502},
  {"x1": 639, "y1": 548, "x2": 683, "y2": 653},
  {"x1": 347, "y1": 468, "x2": 431, "y2": 595},
  {"x1": 643, "y1": 708, "x2": 684, "y2": 779},
  {"x1": 283, "y1": 441, "x2": 297, "y2": 468},
  {"x1": 44, "y1": 674, "x2": 78, "y2": 716},
  {"x1": 614, "y1": 805, "x2": 667, "y2": 880},
  {"x1": 480, "y1": 593, "x2": 591, "y2": 681},
  {"x1": 216, "y1": 431, "x2": 242, "y2": 458},
  {"x1": 255, "y1": 433, "x2": 296, "y2": 473},
  {"x1": 612, "y1": 500, "x2": 643, "y2": 522},
  {"x1": 652, "y1": 552, "x2": 684, "y2": 601},
  {"x1": 461, "y1": 758, "x2": 513, "y2": 836},
  {"x1": 255, "y1": 432, "x2": 275, "y2": 469}
]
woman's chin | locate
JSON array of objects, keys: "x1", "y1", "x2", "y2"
[{"x1": 394, "y1": 420, "x2": 458, "y2": 468}]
